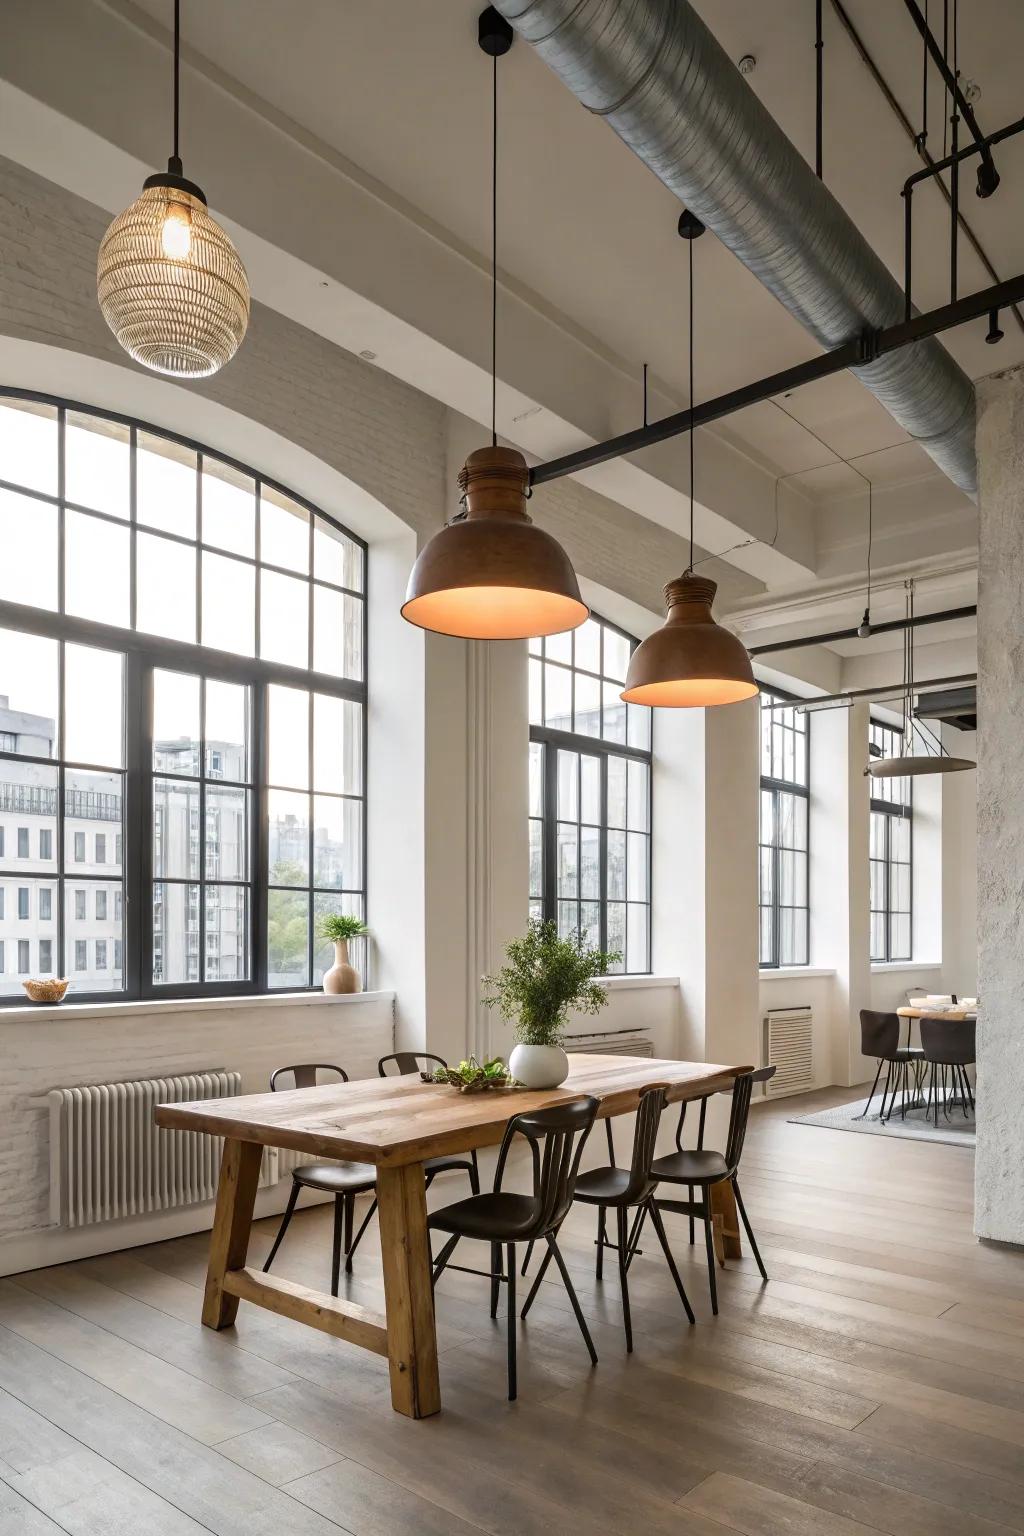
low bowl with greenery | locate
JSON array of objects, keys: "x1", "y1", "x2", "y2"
[{"x1": 422, "y1": 1056, "x2": 519, "y2": 1093}]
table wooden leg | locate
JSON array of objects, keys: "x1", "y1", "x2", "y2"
[
  {"x1": 710, "y1": 1178, "x2": 743, "y2": 1264},
  {"x1": 376, "y1": 1161, "x2": 441, "y2": 1419},
  {"x1": 202, "y1": 1138, "x2": 263, "y2": 1329}
]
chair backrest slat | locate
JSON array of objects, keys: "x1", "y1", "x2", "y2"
[
  {"x1": 494, "y1": 1096, "x2": 599, "y2": 1237},
  {"x1": 378, "y1": 1052, "x2": 447, "y2": 1078},
  {"x1": 724, "y1": 1065, "x2": 775, "y2": 1171},
  {"x1": 270, "y1": 1063, "x2": 348, "y2": 1092}
]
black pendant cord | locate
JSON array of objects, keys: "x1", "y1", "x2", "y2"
[
  {"x1": 918, "y1": 0, "x2": 928, "y2": 148},
  {"x1": 172, "y1": 0, "x2": 181, "y2": 166},
  {"x1": 687, "y1": 232, "x2": 695, "y2": 572},
  {"x1": 490, "y1": 52, "x2": 498, "y2": 448},
  {"x1": 866, "y1": 479, "x2": 873, "y2": 613}
]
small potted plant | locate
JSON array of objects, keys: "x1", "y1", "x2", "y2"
[
  {"x1": 482, "y1": 919, "x2": 620, "y2": 1088},
  {"x1": 317, "y1": 913, "x2": 367, "y2": 994}
]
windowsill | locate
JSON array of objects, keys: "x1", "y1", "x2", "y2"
[
  {"x1": 0, "y1": 989, "x2": 396, "y2": 1024},
  {"x1": 870, "y1": 961, "x2": 942, "y2": 973},
  {"x1": 599, "y1": 974, "x2": 679, "y2": 991},
  {"x1": 759, "y1": 967, "x2": 835, "y2": 980}
]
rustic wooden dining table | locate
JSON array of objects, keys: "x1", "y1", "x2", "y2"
[{"x1": 156, "y1": 1052, "x2": 748, "y2": 1419}]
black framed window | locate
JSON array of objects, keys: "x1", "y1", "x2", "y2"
[
  {"x1": 0, "y1": 390, "x2": 366, "y2": 1002},
  {"x1": 869, "y1": 719, "x2": 912, "y2": 962},
  {"x1": 759, "y1": 691, "x2": 810, "y2": 968},
  {"x1": 528, "y1": 615, "x2": 652, "y2": 973}
]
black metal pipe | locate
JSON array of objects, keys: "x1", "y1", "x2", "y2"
[
  {"x1": 765, "y1": 671, "x2": 976, "y2": 710},
  {"x1": 748, "y1": 603, "x2": 976, "y2": 657},
  {"x1": 815, "y1": 0, "x2": 824, "y2": 178},
  {"x1": 900, "y1": 0, "x2": 999, "y2": 194},
  {"x1": 529, "y1": 272, "x2": 1024, "y2": 486}
]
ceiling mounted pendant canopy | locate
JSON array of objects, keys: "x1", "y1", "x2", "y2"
[
  {"x1": 621, "y1": 211, "x2": 757, "y2": 709},
  {"x1": 865, "y1": 582, "x2": 975, "y2": 778},
  {"x1": 97, "y1": 0, "x2": 249, "y2": 377},
  {"x1": 401, "y1": 6, "x2": 586, "y2": 641}
]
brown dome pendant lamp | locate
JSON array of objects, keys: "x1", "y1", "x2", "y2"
[
  {"x1": 622, "y1": 213, "x2": 757, "y2": 708},
  {"x1": 401, "y1": 8, "x2": 587, "y2": 641}
]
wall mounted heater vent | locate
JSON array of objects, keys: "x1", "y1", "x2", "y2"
[
  {"x1": 563, "y1": 1029, "x2": 655, "y2": 1058},
  {"x1": 762, "y1": 1007, "x2": 814, "y2": 1097},
  {"x1": 47, "y1": 1071, "x2": 280, "y2": 1228}
]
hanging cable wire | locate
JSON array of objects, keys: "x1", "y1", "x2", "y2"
[
  {"x1": 917, "y1": 0, "x2": 929, "y2": 149},
  {"x1": 172, "y1": 0, "x2": 181, "y2": 164},
  {"x1": 490, "y1": 52, "x2": 498, "y2": 447},
  {"x1": 687, "y1": 232, "x2": 695, "y2": 571}
]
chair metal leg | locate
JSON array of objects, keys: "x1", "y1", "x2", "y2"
[
  {"x1": 490, "y1": 1242, "x2": 503, "y2": 1318},
  {"x1": 520, "y1": 1240, "x2": 535, "y2": 1276},
  {"x1": 545, "y1": 1233, "x2": 598, "y2": 1366},
  {"x1": 520, "y1": 1236, "x2": 555, "y2": 1318},
  {"x1": 703, "y1": 1205, "x2": 719, "y2": 1315},
  {"x1": 431, "y1": 1232, "x2": 460, "y2": 1285},
  {"x1": 933, "y1": 1064, "x2": 940, "y2": 1126},
  {"x1": 617, "y1": 1207, "x2": 633, "y2": 1352},
  {"x1": 624, "y1": 1202, "x2": 647, "y2": 1270},
  {"x1": 469, "y1": 1150, "x2": 481, "y2": 1196},
  {"x1": 331, "y1": 1195, "x2": 344, "y2": 1298},
  {"x1": 345, "y1": 1196, "x2": 377, "y2": 1271},
  {"x1": 506, "y1": 1243, "x2": 517, "y2": 1401},
  {"x1": 262, "y1": 1179, "x2": 299, "y2": 1273},
  {"x1": 900, "y1": 1061, "x2": 910, "y2": 1120},
  {"x1": 595, "y1": 1205, "x2": 607, "y2": 1280},
  {"x1": 856, "y1": 1058, "x2": 884, "y2": 1119},
  {"x1": 648, "y1": 1200, "x2": 694, "y2": 1324},
  {"x1": 732, "y1": 1177, "x2": 768, "y2": 1282},
  {"x1": 879, "y1": 1060, "x2": 897, "y2": 1123},
  {"x1": 688, "y1": 1184, "x2": 695, "y2": 1244}
]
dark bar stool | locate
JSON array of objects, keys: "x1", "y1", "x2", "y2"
[
  {"x1": 650, "y1": 1066, "x2": 774, "y2": 1316},
  {"x1": 261, "y1": 1063, "x2": 377, "y2": 1294},
  {"x1": 857, "y1": 1010, "x2": 924, "y2": 1122},
  {"x1": 921, "y1": 1016, "x2": 976, "y2": 1124},
  {"x1": 429, "y1": 1097, "x2": 600, "y2": 1401},
  {"x1": 378, "y1": 1052, "x2": 480, "y2": 1194},
  {"x1": 521, "y1": 1083, "x2": 694, "y2": 1351}
]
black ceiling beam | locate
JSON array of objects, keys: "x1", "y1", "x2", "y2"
[
  {"x1": 748, "y1": 603, "x2": 977, "y2": 657},
  {"x1": 528, "y1": 271, "x2": 1024, "y2": 487},
  {"x1": 899, "y1": 0, "x2": 999, "y2": 196}
]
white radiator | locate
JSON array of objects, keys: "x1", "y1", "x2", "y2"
[
  {"x1": 564, "y1": 1030, "x2": 655, "y2": 1057},
  {"x1": 47, "y1": 1070, "x2": 281, "y2": 1228},
  {"x1": 762, "y1": 1007, "x2": 814, "y2": 1097}
]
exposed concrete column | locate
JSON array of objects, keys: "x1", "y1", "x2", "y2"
[{"x1": 975, "y1": 366, "x2": 1024, "y2": 1245}]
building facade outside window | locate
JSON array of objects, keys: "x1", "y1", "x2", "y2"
[
  {"x1": 869, "y1": 719, "x2": 912, "y2": 962},
  {"x1": 17, "y1": 939, "x2": 29, "y2": 973},
  {"x1": 0, "y1": 391, "x2": 367, "y2": 1001},
  {"x1": 528, "y1": 614, "x2": 652, "y2": 973},
  {"x1": 758, "y1": 690, "x2": 810, "y2": 967}
]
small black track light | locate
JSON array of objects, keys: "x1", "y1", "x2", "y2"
[
  {"x1": 857, "y1": 608, "x2": 872, "y2": 639},
  {"x1": 478, "y1": 5, "x2": 513, "y2": 56},
  {"x1": 986, "y1": 308, "x2": 1004, "y2": 344}
]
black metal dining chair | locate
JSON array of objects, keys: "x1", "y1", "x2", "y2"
[
  {"x1": 261, "y1": 1063, "x2": 377, "y2": 1294},
  {"x1": 857, "y1": 1009, "x2": 924, "y2": 1122},
  {"x1": 921, "y1": 1016, "x2": 976, "y2": 1124},
  {"x1": 521, "y1": 1083, "x2": 695, "y2": 1351},
  {"x1": 378, "y1": 1052, "x2": 481, "y2": 1194},
  {"x1": 429, "y1": 1096, "x2": 600, "y2": 1400},
  {"x1": 649, "y1": 1066, "x2": 774, "y2": 1315}
]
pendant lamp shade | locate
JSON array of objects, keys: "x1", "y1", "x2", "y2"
[
  {"x1": 401, "y1": 446, "x2": 588, "y2": 640},
  {"x1": 866, "y1": 754, "x2": 975, "y2": 778},
  {"x1": 97, "y1": 179, "x2": 250, "y2": 378},
  {"x1": 621, "y1": 572, "x2": 758, "y2": 708}
]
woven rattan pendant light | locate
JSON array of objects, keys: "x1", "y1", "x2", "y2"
[
  {"x1": 97, "y1": 1, "x2": 249, "y2": 378},
  {"x1": 401, "y1": 7, "x2": 587, "y2": 641},
  {"x1": 621, "y1": 214, "x2": 757, "y2": 709}
]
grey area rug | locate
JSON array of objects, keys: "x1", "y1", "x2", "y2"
[{"x1": 792, "y1": 1091, "x2": 976, "y2": 1147}]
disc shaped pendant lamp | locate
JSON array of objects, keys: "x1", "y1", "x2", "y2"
[
  {"x1": 621, "y1": 212, "x2": 756, "y2": 709},
  {"x1": 865, "y1": 583, "x2": 975, "y2": 778},
  {"x1": 401, "y1": 8, "x2": 586, "y2": 642},
  {"x1": 97, "y1": 1, "x2": 249, "y2": 377}
]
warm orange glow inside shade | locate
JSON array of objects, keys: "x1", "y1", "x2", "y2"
[
  {"x1": 402, "y1": 586, "x2": 589, "y2": 640},
  {"x1": 621, "y1": 678, "x2": 760, "y2": 708}
]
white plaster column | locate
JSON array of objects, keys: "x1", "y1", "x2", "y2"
[
  {"x1": 975, "y1": 366, "x2": 1024, "y2": 1245},
  {"x1": 810, "y1": 702, "x2": 871, "y2": 1084}
]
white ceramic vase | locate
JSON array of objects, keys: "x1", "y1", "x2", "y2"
[
  {"x1": 322, "y1": 938, "x2": 361, "y2": 995},
  {"x1": 509, "y1": 1042, "x2": 569, "y2": 1089}
]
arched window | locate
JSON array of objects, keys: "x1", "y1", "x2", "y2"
[{"x1": 0, "y1": 391, "x2": 366, "y2": 1001}]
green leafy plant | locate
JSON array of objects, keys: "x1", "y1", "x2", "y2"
[
  {"x1": 423, "y1": 1056, "x2": 518, "y2": 1093},
  {"x1": 316, "y1": 913, "x2": 368, "y2": 943},
  {"x1": 482, "y1": 919, "x2": 620, "y2": 1047}
]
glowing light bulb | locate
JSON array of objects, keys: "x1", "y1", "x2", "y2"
[{"x1": 161, "y1": 201, "x2": 192, "y2": 260}]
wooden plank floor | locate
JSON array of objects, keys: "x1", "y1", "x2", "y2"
[{"x1": 2, "y1": 1084, "x2": 1023, "y2": 1535}]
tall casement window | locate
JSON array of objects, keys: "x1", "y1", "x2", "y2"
[
  {"x1": 0, "y1": 392, "x2": 366, "y2": 1001},
  {"x1": 869, "y1": 719, "x2": 912, "y2": 962},
  {"x1": 758, "y1": 691, "x2": 810, "y2": 968},
  {"x1": 528, "y1": 615, "x2": 652, "y2": 974}
]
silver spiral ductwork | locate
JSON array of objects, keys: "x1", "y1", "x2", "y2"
[{"x1": 497, "y1": 0, "x2": 977, "y2": 495}]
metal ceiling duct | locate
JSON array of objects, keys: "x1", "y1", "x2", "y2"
[{"x1": 496, "y1": 0, "x2": 978, "y2": 495}]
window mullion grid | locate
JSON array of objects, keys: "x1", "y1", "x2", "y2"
[
  {"x1": 542, "y1": 739, "x2": 556, "y2": 926},
  {"x1": 198, "y1": 675, "x2": 206, "y2": 985},
  {"x1": 307, "y1": 686, "x2": 315, "y2": 988},
  {"x1": 56, "y1": 639, "x2": 66, "y2": 985},
  {"x1": 599, "y1": 751, "x2": 608, "y2": 961}
]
